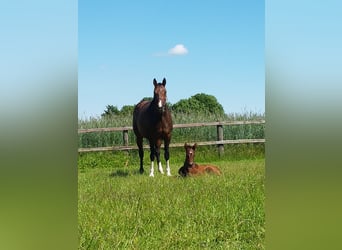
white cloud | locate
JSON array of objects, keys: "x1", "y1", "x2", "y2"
[{"x1": 168, "y1": 44, "x2": 188, "y2": 55}]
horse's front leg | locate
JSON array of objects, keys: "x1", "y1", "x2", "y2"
[
  {"x1": 155, "y1": 140, "x2": 164, "y2": 175},
  {"x1": 149, "y1": 143, "x2": 156, "y2": 177},
  {"x1": 136, "y1": 136, "x2": 144, "y2": 174},
  {"x1": 164, "y1": 137, "x2": 171, "y2": 176}
]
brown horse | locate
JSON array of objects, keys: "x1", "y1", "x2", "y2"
[
  {"x1": 133, "y1": 78, "x2": 173, "y2": 177},
  {"x1": 178, "y1": 143, "x2": 221, "y2": 177}
]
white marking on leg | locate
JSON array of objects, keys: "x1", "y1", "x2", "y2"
[
  {"x1": 158, "y1": 162, "x2": 164, "y2": 174},
  {"x1": 149, "y1": 161, "x2": 154, "y2": 177},
  {"x1": 166, "y1": 160, "x2": 171, "y2": 176}
]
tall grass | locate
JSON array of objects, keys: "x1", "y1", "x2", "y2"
[{"x1": 78, "y1": 111, "x2": 265, "y2": 148}]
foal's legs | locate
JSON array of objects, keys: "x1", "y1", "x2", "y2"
[{"x1": 136, "y1": 136, "x2": 144, "y2": 174}]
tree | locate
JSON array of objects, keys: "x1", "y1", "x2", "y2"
[
  {"x1": 101, "y1": 105, "x2": 120, "y2": 117},
  {"x1": 101, "y1": 93, "x2": 225, "y2": 118},
  {"x1": 141, "y1": 97, "x2": 153, "y2": 102},
  {"x1": 120, "y1": 105, "x2": 135, "y2": 116},
  {"x1": 172, "y1": 93, "x2": 224, "y2": 116}
]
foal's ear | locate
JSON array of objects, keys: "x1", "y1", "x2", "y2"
[
  {"x1": 192, "y1": 143, "x2": 197, "y2": 150},
  {"x1": 162, "y1": 78, "x2": 166, "y2": 86},
  {"x1": 184, "y1": 143, "x2": 188, "y2": 149},
  {"x1": 153, "y1": 78, "x2": 158, "y2": 87}
]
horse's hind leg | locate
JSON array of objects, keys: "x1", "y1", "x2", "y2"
[
  {"x1": 155, "y1": 141, "x2": 164, "y2": 175},
  {"x1": 206, "y1": 166, "x2": 221, "y2": 175},
  {"x1": 136, "y1": 136, "x2": 144, "y2": 174}
]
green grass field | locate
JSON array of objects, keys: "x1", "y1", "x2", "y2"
[{"x1": 78, "y1": 147, "x2": 265, "y2": 249}]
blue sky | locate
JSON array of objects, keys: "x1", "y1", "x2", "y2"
[{"x1": 79, "y1": 1, "x2": 264, "y2": 119}]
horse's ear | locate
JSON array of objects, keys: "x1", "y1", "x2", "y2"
[
  {"x1": 153, "y1": 78, "x2": 157, "y2": 87},
  {"x1": 162, "y1": 78, "x2": 166, "y2": 86},
  {"x1": 184, "y1": 143, "x2": 188, "y2": 149},
  {"x1": 192, "y1": 143, "x2": 197, "y2": 150}
]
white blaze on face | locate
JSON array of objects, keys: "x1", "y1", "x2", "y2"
[{"x1": 158, "y1": 100, "x2": 162, "y2": 108}]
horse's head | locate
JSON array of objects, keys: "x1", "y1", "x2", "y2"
[
  {"x1": 153, "y1": 78, "x2": 167, "y2": 113},
  {"x1": 184, "y1": 143, "x2": 197, "y2": 166}
]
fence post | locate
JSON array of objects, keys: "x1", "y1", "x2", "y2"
[
  {"x1": 217, "y1": 124, "x2": 224, "y2": 156},
  {"x1": 123, "y1": 130, "x2": 129, "y2": 147}
]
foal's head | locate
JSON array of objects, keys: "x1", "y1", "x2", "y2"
[
  {"x1": 153, "y1": 78, "x2": 167, "y2": 113},
  {"x1": 184, "y1": 143, "x2": 197, "y2": 166}
]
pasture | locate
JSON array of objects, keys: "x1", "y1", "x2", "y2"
[{"x1": 78, "y1": 147, "x2": 265, "y2": 249}]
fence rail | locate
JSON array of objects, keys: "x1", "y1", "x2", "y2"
[{"x1": 78, "y1": 120, "x2": 265, "y2": 154}]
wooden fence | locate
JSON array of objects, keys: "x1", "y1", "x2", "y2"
[{"x1": 78, "y1": 120, "x2": 265, "y2": 154}]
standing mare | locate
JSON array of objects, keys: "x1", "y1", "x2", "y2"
[{"x1": 133, "y1": 78, "x2": 173, "y2": 177}]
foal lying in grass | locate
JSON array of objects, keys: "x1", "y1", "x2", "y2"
[{"x1": 178, "y1": 143, "x2": 221, "y2": 177}]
